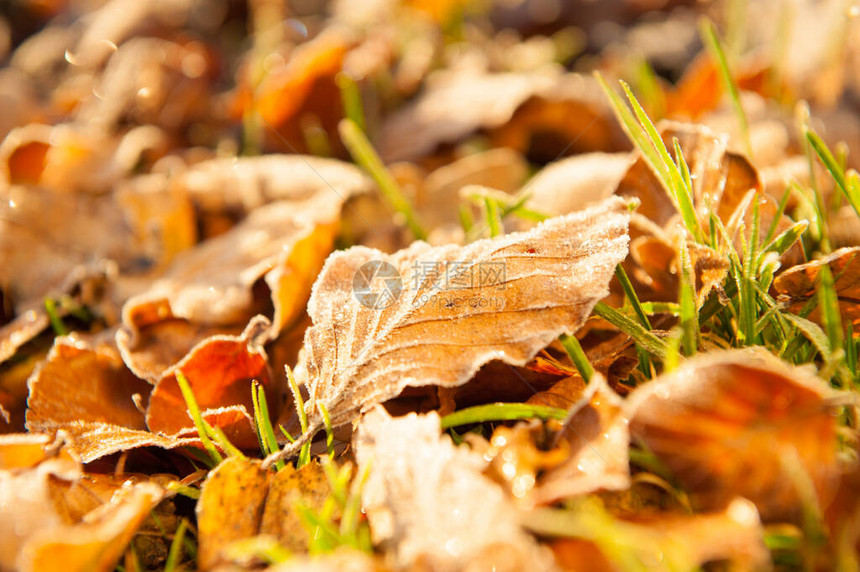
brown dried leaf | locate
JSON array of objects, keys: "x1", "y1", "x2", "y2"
[
  {"x1": 266, "y1": 549, "x2": 381, "y2": 572},
  {"x1": 57, "y1": 421, "x2": 199, "y2": 464},
  {"x1": 615, "y1": 121, "x2": 756, "y2": 227},
  {"x1": 629, "y1": 235, "x2": 730, "y2": 308},
  {"x1": 536, "y1": 375, "x2": 630, "y2": 504},
  {"x1": 354, "y1": 407, "x2": 553, "y2": 571},
  {"x1": 379, "y1": 70, "x2": 553, "y2": 163},
  {"x1": 235, "y1": 30, "x2": 350, "y2": 154},
  {"x1": 0, "y1": 433, "x2": 74, "y2": 470},
  {"x1": 625, "y1": 349, "x2": 842, "y2": 521},
  {"x1": 26, "y1": 333, "x2": 151, "y2": 432},
  {"x1": 21, "y1": 481, "x2": 164, "y2": 571},
  {"x1": 121, "y1": 199, "x2": 338, "y2": 334},
  {"x1": 296, "y1": 197, "x2": 630, "y2": 432},
  {"x1": 75, "y1": 37, "x2": 214, "y2": 133},
  {"x1": 773, "y1": 247, "x2": 860, "y2": 328},
  {"x1": 180, "y1": 155, "x2": 372, "y2": 222}
]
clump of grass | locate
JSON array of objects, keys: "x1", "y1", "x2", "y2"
[
  {"x1": 296, "y1": 460, "x2": 373, "y2": 554},
  {"x1": 596, "y1": 74, "x2": 703, "y2": 244}
]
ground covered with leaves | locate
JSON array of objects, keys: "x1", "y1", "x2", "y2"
[{"x1": 1, "y1": 0, "x2": 860, "y2": 570}]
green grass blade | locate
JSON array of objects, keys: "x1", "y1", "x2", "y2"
[
  {"x1": 558, "y1": 333, "x2": 594, "y2": 383},
  {"x1": 252, "y1": 380, "x2": 283, "y2": 470},
  {"x1": 670, "y1": 139, "x2": 704, "y2": 242},
  {"x1": 700, "y1": 18, "x2": 752, "y2": 158},
  {"x1": 783, "y1": 313, "x2": 832, "y2": 360},
  {"x1": 339, "y1": 119, "x2": 428, "y2": 241},
  {"x1": 806, "y1": 129, "x2": 860, "y2": 218},
  {"x1": 761, "y1": 220, "x2": 808, "y2": 260},
  {"x1": 817, "y1": 263, "x2": 844, "y2": 364},
  {"x1": 319, "y1": 403, "x2": 335, "y2": 461},
  {"x1": 677, "y1": 242, "x2": 699, "y2": 356},
  {"x1": 175, "y1": 370, "x2": 223, "y2": 465},
  {"x1": 615, "y1": 265, "x2": 651, "y2": 329},
  {"x1": 164, "y1": 518, "x2": 189, "y2": 572},
  {"x1": 205, "y1": 425, "x2": 245, "y2": 459},
  {"x1": 613, "y1": 264, "x2": 653, "y2": 376},
  {"x1": 484, "y1": 197, "x2": 501, "y2": 237},
  {"x1": 593, "y1": 302, "x2": 669, "y2": 359},
  {"x1": 640, "y1": 301, "x2": 681, "y2": 316},
  {"x1": 286, "y1": 365, "x2": 312, "y2": 467},
  {"x1": 44, "y1": 298, "x2": 68, "y2": 336},
  {"x1": 336, "y1": 72, "x2": 366, "y2": 133},
  {"x1": 598, "y1": 73, "x2": 703, "y2": 243},
  {"x1": 440, "y1": 403, "x2": 567, "y2": 429}
]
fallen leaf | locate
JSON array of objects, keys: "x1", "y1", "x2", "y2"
[
  {"x1": 0, "y1": 433, "x2": 73, "y2": 469},
  {"x1": 525, "y1": 153, "x2": 630, "y2": 218},
  {"x1": 0, "y1": 445, "x2": 165, "y2": 571},
  {"x1": 266, "y1": 549, "x2": 381, "y2": 572},
  {"x1": 354, "y1": 407, "x2": 554, "y2": 571},
  {"x1": 294, "y1": 196, "x2": 630, "y2": 434},
  {"x1": 235, "y1": 29, "x2": 350, "y2": 154},
  {"x1": 260, "y1": 462, "x2": 332, "y2": 552},
  {"x1": 378, "y1": 70, "x2": 553, "y2": 163},
  {"x1": 75, "y1": 37, "x2": 214, "y2": 133},
  {"x1": 180, "y1": 154, "x2": 372, "y2": 223},
  {"x1": 55, "y1": 421, "x2": 199, "y2": 465},
  {"x1": 145, "y1": 316, "x2": 274, "y2": 449},
  {"x1": 625, "y1": 348, "x2": 842, "y2": 521},
  {"x1": 773, "y1": 247, "x2": 860, "y2": 329},
  {"x1": 196, "y1": 456, "x2": 273, "y2": 570},
  {"x1": 197, "y1": 457, "x2": 333, "y2": 568},
  {"x1": 542, "y1": 497, "x2": 770, "y2": 571},
  {"x1": 487, "y1": 74, "x2": 625, "y2": 162},
  {"x1": 26, "y1": 332, "x2": 151, "y2": 432},
  {"x1": 536, "y1": 375, "x2": 630, "y2": 504}
]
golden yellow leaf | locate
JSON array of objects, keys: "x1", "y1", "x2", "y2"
[{"x1": 196, "y1": 456, "x2": 272, "y2": 570}]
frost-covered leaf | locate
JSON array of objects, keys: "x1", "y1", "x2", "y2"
[
  {"x1": 294, "y1": 196, "x2": 630, "y2": 433},
  {"x1": 354, "y1": 407, "x2": 554, "y2": 571},
  {"x1": 773, "y1": 247, "x2": 860, "y2": 328}
]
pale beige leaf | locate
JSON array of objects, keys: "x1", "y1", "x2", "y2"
[
  {"x1": 296, "y1": 197, "x2": 630, "y2": 432},
  {"x1": 354, "y1": 407, "x2": 554, "y2": 571},
  {"x1": 180, "y1": 155, "x2": 372, "y2": 219},
  {"x1": 525, "y1": 153, "x2": 630, "y2": 218},
  {"x1": 378, "y1": 71, "x2": 554, "y2": 163}
]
